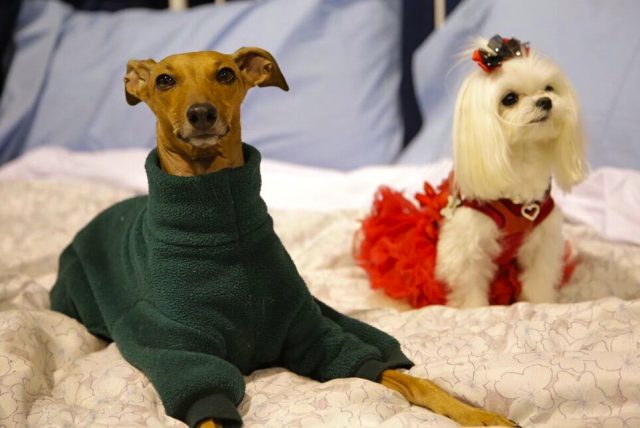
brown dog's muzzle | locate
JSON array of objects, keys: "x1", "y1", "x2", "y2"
[
  {"x1": 187, "y1": 103, "x2": 217, "y2": 132},
  {"x1": 177, "y1": 101, "x2": 229, "y2": 148}
]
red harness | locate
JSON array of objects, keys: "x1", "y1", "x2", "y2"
[
  {"x1": 460, "y1": 192, "x2": 555, "y2": 265},
  {"x1": 457, "y1": 192, "x2": 556, "y2": 304}
]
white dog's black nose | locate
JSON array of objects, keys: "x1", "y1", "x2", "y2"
[
  {"x1": 187, "y1": 103, "x2": 217, "y2": 130},
  {"x1": 536, "y1": 97, "x2": 552, "y2": 111}
]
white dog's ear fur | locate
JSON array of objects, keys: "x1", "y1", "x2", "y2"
[
  {"x1": 452, "y1": 72, "x2": 515, "y2": 199},
  {"x1": 552, "y1": 82, "x2": 588, "y2": 191},
  {"x1": 453, "y1": 44, "x2": 588, "y2": 197}
]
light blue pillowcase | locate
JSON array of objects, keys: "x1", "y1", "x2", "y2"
[
  {"x1": 399, "y1": 0, "x2": 640, "y2": 171},
  {"x1": 0, "y1": 0, "x2": 403, "y2": 170}
]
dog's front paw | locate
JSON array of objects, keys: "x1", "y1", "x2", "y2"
[
  {"x1": 446, "y1": 288, "x2": 489, "y2": 309},
  {"x1": 381, "y1": 370, "x2": 518, "y2": 427},
  {"x1": 452, "y1": 406, "x2": 520, "y2": 427},
  {"x1": 519, "y1": 282, "x2": 558, "y2": 304},
  {"x1": 197, "y1": 419, "x2": 223, "y2": 428}
]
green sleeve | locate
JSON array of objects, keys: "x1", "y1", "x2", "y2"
[
  {"x1": 314, "y1": 298, "x2": 413, "y2": 370},
  {"x1": 112, "y1": 301, "x2": 245, "y2": 428},
  {"x1": 280, "y1": 297, "x2": 384, "y2": 382},
  {"x1": 313, "y1": 299, "x2": 414, "y2": 382},
  {"x1": 50, "y1": 245, "x2": 111, "y2": 341}
]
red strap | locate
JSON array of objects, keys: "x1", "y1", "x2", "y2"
[
  {"x1": 460, "y1": 194, "x2": 555, "y2": 264},
  {"x1": 461, "y1": 194, "x2": 554, "y2": 230}
]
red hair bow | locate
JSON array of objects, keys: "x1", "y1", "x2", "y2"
[{"x1": 473, "y1": 34, "x2": 530, "y2": 73}]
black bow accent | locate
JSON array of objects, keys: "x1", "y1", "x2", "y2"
[{"x1": 473, "y1": 34, "x2": 529, "y2": 72}]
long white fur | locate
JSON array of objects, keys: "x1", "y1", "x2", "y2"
[{"x1": 436, "y1": 40, "x2": 588, "y2": 308}]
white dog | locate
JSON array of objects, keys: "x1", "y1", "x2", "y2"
[{"x1": 436, "y1": 35, "x2": 588, "y2": 308}]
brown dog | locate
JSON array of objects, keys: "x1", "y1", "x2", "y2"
[
  {"x1": 124, "y1": 48, "x2": 518, "y2": 428},
  {"x1": 124, "y1": 48, "x2": 287, "y2": 175}
]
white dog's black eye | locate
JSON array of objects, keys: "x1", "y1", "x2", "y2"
[
  {"x1": 545, "y1": 85, "x2": 554, "y2": 92},
  {"x1": 216, "y1": 68, "x2": 236, "y2": 84},
  {"x1": 501, "y1": 92, "x2": 519, "y2": 106},
  {"x1": 155, "y1": 74, "x2": 176, "y2": 90}
]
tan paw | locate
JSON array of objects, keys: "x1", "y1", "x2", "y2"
[
  {"x1": 446, "y1": 404, "x2": 520, "y2": 427},
  {"x1": 446, "y1": 288, "x2": 490, "y2": 308},
  {"x1": 380, "y1": 370, "x2": 519, "y2": 427},
  {"x1": 197, "y1": 419, "x2": 223, "y2": 428}
]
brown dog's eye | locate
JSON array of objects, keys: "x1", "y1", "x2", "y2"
[
  {"x1": 156, "y1": 74, "x2": 176, "y2": 89},
  {"x1": 501, "y1": 92, "x2": 519, "y2": 107},
  {"x1": 545, "y1": 85, "x2": 554, "y2": 92},
  {"x1": 216, "y1": 68, "x2": 236, "y2": 84}
]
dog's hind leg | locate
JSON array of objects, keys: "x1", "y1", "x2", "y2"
[{"x1": 380, "y1": 370, "x2": 519, "y2": 427}]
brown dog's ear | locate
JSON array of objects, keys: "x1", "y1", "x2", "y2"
[
  {"x1": 232, "y1": 47, "x2": 289, "y2": 91},
  {"x1": 124, "y1": 59, "x2": 156, "y2": 105}
]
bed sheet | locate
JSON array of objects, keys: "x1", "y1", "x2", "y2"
[
  {"x1": 1, "y1": 155, "x2": 640, "y2": 427},
  {"x1": 1, "y1": 146, "x2": 640, "y2": 245}
]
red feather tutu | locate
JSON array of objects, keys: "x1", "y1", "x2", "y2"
[{"x1": 355, "y1": 181, "x2": 575, "y2": 308}]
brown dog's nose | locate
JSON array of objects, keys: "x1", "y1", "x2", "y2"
[
  {"x1": 536, "y1": 97, "x2": 552, "y2": 111},
  {"x1": 187, "y1": 103, "x2": 217, "y2": 131}
]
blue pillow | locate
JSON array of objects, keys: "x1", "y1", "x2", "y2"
[
  {"x1": 399, "y1": 0, "x2": 640, "y2": 171},
  {"x1": 0, "y1": 0, "x2": 403, "y2": 170}
]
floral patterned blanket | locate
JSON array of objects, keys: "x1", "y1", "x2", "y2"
[{"x1": 1, "y1": 179, "x2": 639, "y2": 427}]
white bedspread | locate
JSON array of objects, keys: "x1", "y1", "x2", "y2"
[
  {"x1": 2, "y1": 146, "x2": 640, "y2": 245},
  {"x1": 1, "y1": 152, "x2": 640, "y2": 427}
]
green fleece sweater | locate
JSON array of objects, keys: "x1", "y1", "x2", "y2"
[{"x1": 50, "y1": 144, "x2": 412, "y2": 428}]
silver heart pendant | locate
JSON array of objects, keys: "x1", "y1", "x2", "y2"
[{"x1": 521, "y1": 203, "x2": 541, "y2": 221}]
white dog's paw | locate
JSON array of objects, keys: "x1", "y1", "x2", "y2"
[
  {"x1": 446, "y1": 288, "x2": 489, "y2": 308},
  {"x1": 519, "y1": 284, "x2": 557, "y2": 304}
]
